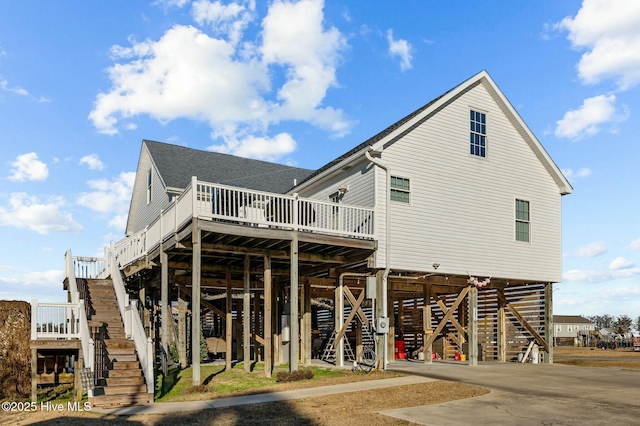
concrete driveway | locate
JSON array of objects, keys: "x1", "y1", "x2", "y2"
[{"x1": 382, "y1": 361, "x2": 640, "y2": 425}]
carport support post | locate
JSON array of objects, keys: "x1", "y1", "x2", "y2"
[
  {"x1": 264, "y1": 254, "x2": 272, "y2": 378},
  {"x1": 497, "y1": 287, "x2": 506, "y2": 362},
  {"x1": 468, "y1": 286, "x2": 478, "y2": 366},
  {"x1": 545, "y1": 283, "x2": 554, "y2": 364},
  {"x1": 290, "y1": 231, "x2": 299, "y2": 372},
  {"x1": 161, "y1": 246, "x2": 168, "y2": 376},
  {"x1": 226, "y1": 267, "x2": 233, "y2": 371},
  {"x1": 178, "y1": 290, "x2": 187, "y2": 368},
  {"x1": 335, "y1": 277, "x2": 344, "y2": 367},
  {"x1": 243, "y1": 255, "x2": 251, "y2": 372},
  {"x1": 424, "y1": 283, "x2": 432, "y2": 364},
  {"x1": 191, "y1": 219, "x2": 202, "y2": 385},
  {"x1": 31, "y1": 348, "x2": 37, "y2": 402}
]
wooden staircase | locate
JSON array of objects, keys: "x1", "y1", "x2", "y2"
[{"x1": 84, "y1": 279, "x2": 153, "y2": 408}]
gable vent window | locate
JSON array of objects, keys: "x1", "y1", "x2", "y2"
[
  {"x1": 515, "y1": 199, "x2": 530, "y2": 242},
  {"x1": 390, "y1": 176, "x2": 410, "y2": 203},
  {"x1": 470, "y1": 110, "x2": 486, "y2": 157},
  {"x1": 147, "y1": 169, "x2": 152, "y2": 205}
]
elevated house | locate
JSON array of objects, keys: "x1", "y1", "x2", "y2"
[
  {"x1": 30, "y1": 70, "x2": 571, "y2": 406},
  {"x1": 553, "y1": 315, "x2": 595, "y2": 346}
]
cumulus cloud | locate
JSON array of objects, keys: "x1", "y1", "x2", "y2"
[
  {"x1": 0, "y1": 193, "x2": 82, "y2": 234},
  {"x1": 386, "y1": 29, "x2": 413, "y2": 71},
  {"x1": 209, "y1": 132, "x2": 296, "y2": 161},
  {"x1": 0, "y1": 269, "x2": 66, "y2": 302},
  {"x1": 9, "y1": 152, "x2": 49, "y2": 182},
  {"x1": 630, "y1": 239, "x2": 640, "y2": 251},
  {"x1": 609, "y1": 256, "x2": 635, "y2": 270},
  {"x1": 557, "y1": 0, "x2": 640, "y2": 90},
  {"x1": 79, "y1": 154, "x2": 105, "y2": 171},
  {"x1": 555, "y1": 94, "x2": 627, "y2": 139},
  {"x1": 76, "y1": 172, "x2": 135, "y2": 230},
  {"x1": 562, "y1": 269, "x2": 609, "y2": 283},
  {"x1": 89, "y1": 0, "x2": 350, "y2": 161},
  {"x1": 561, "y1": 167, "x2": 592, "y2": 180},
  {"x1": 572, "y1": 242, "x2": 606, "y2": 257}
]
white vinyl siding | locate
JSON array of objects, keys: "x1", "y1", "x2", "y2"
[
  {"x1": 129, "y1": 147, "x2": 172, "y2": 234},
  {"x1": 374, "y1": 80, "x2": 563, "y2": 282}
]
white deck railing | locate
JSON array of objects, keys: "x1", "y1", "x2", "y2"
[{"x1": 31, "y1": 300, "x2": 81, "y2": 339}]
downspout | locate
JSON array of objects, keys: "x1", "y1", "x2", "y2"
[{"x1": 365, "y1": 148, "x2": 391, "y2": 369}]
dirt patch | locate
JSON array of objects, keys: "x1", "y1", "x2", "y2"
[
  {"x1": 555, "y1": 359, "x2": 640, "y2": 370},
  {"x1": 554, "y1": 346, "x2": 640, "y2": 359},
  {"x1": 0, "y1": 381, "x2": 488, "y2": 425}
]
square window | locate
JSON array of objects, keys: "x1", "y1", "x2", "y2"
[
  {"x1": 390, "y1": 176, "x2": 410, "y2": 203},
  {"x1": 470, "y1": 110, "x2": 486, "y2": 158}
]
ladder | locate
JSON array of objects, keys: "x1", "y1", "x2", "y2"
[{"x1": 321, "y1": 330, "x2": 356, "y2": 363}]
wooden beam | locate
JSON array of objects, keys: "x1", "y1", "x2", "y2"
[
  {"x1": 335, "y1": 277, "x2": 344, "y2": 367},
  {"x1": 290, "y1": 232, "x2": 299, "y2": 372},
  {"x1": 264, "y1": 254, "x2": 272, "y2": 378},
  {"x1": 545, "y1": 283, "x2": 553, "y2": 363},
  {"x1": 226, "y1": 267, "x2": 232, "y2": 371},
  {"x1": 497, "y1": 287, "x2": 506, "y2": 362},
  {"x1": 298, "y1": 232, "x2": 375, "y2": 250},
  {"x1": 423, "y1": 287, "x2": 470, "y2": 350},
  {"x1": 199, "y1": 220, "x2": 294, "y2": 241},
  {"x1": 468, "y1": 286, "x2": 478, "y2": 366},
  {"x1": 192, "y1": 218, "x2": 201, "y2": 385},
  {"x1": 178, "y1": 289, "x2": 187, "y2": 368},
  {"x1": 496, "y1": 291, "x2": 549, "y2": 353},
  {"x1": 160, "y1": 246, "x2": 169, "y2": 375},
  {"x1": 334, "y1": 288, "x2": 366, "y2": 348},
  {"x1": 243, "y1": 255, "x2": 251, "y2": 372},
  {"x1": 423, "y1": 283, "x2": 432, "y2": 364},
  {"x1": 434, "y1": 297, "x2": 466, "y2": 340},
  {"x1": 343, "y1": 286, "x2": 371, "y2": 328}
]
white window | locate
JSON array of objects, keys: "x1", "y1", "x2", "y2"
[
  {"x1": 556, "y1": 325, "x2": 561, "y2": 333},
  {"x1": 147, "y1": 169, "x2": 152, "y2": 205},
  {"x1": 470, "y1": 110, "x2": 486, "y2": 157},
  {"x1": 515, "y1": 199, "x2": 530, "y2": 242},
  {"x1": 567, "y1": 325, "x2": 572, "y2": 332},
  {"x1": 390, "y1": 176, "x2": 410, "y2": 203}
]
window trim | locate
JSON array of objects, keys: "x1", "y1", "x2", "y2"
[
  {"x1": 515, "y1": 198, "x2": 531, "y2": 243},
  {"x1": 469, "y1": 108, "x2": 488, "y2": 158},
  {"x1": 147, "y1": 168, "x2": 152, "y2": 205},
  {"x1": 390, "y1": 175, "x2": 411, "y2": 204}
]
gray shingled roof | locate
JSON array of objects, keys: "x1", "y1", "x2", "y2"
[{"x1": 144, "y1": 140, "x2": 314, "y2": 194}]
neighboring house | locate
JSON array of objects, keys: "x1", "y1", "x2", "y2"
[
  {"x1": 31, "y1": 70, "x2": 571, "y2": 406},
  {"x1": 553, "y1": 315, "x2": 595, "y2": 346}
]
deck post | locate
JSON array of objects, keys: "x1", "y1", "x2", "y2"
[
  {"x1": 424, "y1": 283, "x2": 432, "y2": 364},
  {"x1": 335, "y1": 277, "x2": 344, "y2": 367},
  {"x1": 497, "y1": 287, "x2": 506, "y2": 362},
  {"x1": 303, "y1": 280, "x2": 311, "y2": 365},
  {"x1": 264, "y1": 254, "x2": 272, "y2": 378},
  {"x1": 387, "y1": 281, "x2": 395, "y2": 364},
  {"x1": 178, "y1": 289, "x2": 187, "y2": 368},
  {"x1": 226, "y1": 267, "x2": 233, "y2": 371},
  {"x1": 290, "y1": 231, "x2": 299, "y2": 372},
  {"x1": 191, "y1": 218, "x2": 201, "y2": 385},
  {"x1": 545, "y1": 283, "x2": 553, "y2": 364},
  {"x1": 243, "y1": 255, "x2": 251, "y2": 372},
  {"x1": 160, "y1": 245, "x2": 168, "y2": 376},
  {"x1": 468, "y1": 286, "x2": 478, "y2": 366},
  {"x1": 254, "y1": 283, "x2": 261, "y2": 362},
  {"x1": 31, "y1": 348, "x2": 37, "y2": 402}
]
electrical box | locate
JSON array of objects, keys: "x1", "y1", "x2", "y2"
[
  {"x1": 377, "y1": 317, "x2": 389, "y2": 334},
  {"x1": 366, "y1": 276, "x2": 377, "y2": 299}
]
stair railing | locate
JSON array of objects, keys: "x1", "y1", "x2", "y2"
[
  {"x1": 109, "y1": 251, "x2": 154, "y2": 394},
  {"x1": 63, "y1": 250, "x2": 95, "y2": 398}
]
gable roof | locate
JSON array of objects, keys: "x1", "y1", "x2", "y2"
[
  {"x1": 144, "y1": 140, "x2": 314, "y2": 193},
  {"x1": 553, "y1": 315, "x2": 593, "y2": 324},
  {"x1": 292, "y1": 70, "x2": 573, "y2": 196}
]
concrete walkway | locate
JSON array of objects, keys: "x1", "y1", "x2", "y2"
[
  {"x1": 95, "y1": 375, "x2": 434, "y2": 416},
  {"x1": 381, "y1": 360, "x2": 640, "y2": 425}
]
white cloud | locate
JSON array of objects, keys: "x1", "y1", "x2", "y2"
[
  {"x1": 0, "y1": 193, "x2": 82, "y2": 234},
  {"x1": 572, "y1": 242, "x2": 607, "y2": 257},
  {"x1": 609, "y1": 256, "x2": 635, "y2": 270},
  {"x1": 153, "y1": 0, "x2": 190, "y2": 9},
  {"x1": 557, "y1": 0, "x2": 640, "y2": 90},
  {"x1": 79, "y1": 154, "x2": 104, "y2": 171},
  {"x1": 562, "y1": 269, "x2": 608, "y2": 283},
  {"x1": 629, "y1": 239, "x2": 640, "y2": 251},
  {"x1": 0, "y1": 269, "x2": 66, "y2": 303},
  {"x1": 0, "y1": 78, "x2": 28, "y2": 96},
  {"x1": 209, "y1": 132, "x2": 296, "y2": 161},
  {"x1": 555, "y1": 94, "x2": 627, "y2": 140},
  {"x1": 386, "y1": 29, "x2": 413, "y2": 71},
  {"x1": 561, "y1": 167, "x2": 592, "y2": 180},
  {"x1": 8, "y1": 152, "x2": 49, "y2": 182},
  {"x1": 89, "y1": 0, "x2": 351, "y2": 161},
  {"x1": 76, "y1": 172, "x2": 135, "y2": 230}
]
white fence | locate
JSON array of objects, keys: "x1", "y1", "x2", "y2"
[{"x1": 31, "y1": 301, "x2": 81, "y2": 340}]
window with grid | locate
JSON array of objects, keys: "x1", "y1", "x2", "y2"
[
  {"x1": 515, "y1": 199, "x2": 530, "y2": 242},
  {"x1": 147, "y1": 169, "x2": 152, "y2": 204},
  {"x1": 390, "y1": 176, "x2": 410, "y2": 203},
  {"x1": 470, "y1": 110, "x2": 486, "y2": 157}
]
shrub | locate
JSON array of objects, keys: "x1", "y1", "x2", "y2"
[{"x1": 275, "y1": 368, "x2": 314, "y2": 383}]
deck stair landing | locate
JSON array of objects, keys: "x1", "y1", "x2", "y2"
[{"x1": 85, "y1": 279, "x2": 152, "y2": 407}]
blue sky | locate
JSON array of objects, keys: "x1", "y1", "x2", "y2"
[{"x1": 1, "y1": 0, "x2": 639, "y2": 320}]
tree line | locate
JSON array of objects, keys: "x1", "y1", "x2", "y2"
[{"x1": 586, "y1": 315, "x2": 640, "y2": 334}]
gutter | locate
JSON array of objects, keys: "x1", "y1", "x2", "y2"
[{"x1": 365, "y1": 147, "x2": 391, "y2": 370}]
